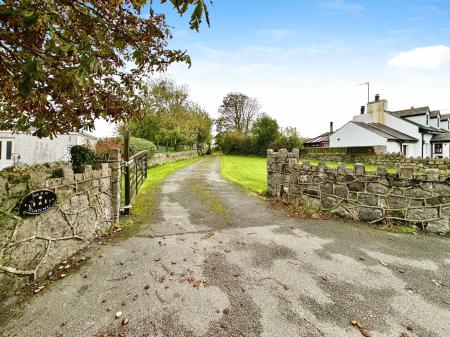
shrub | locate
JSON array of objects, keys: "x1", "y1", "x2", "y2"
[
  {"x1": 95, "y1": 136, "x2": 157, "y2": 158},
  {"x1": 221, "y1": 133, "x2": 256, "y2": 155},
  {"x1": 130, "y1": 137, "x2": 157, "y2": 157},
  {"x1": 70, "y1": 145, "x2": 98, "y2": 173}
]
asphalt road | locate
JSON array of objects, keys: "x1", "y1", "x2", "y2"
[{"x1": 2, "y1": 156, "x2": 450, "y2": 337}]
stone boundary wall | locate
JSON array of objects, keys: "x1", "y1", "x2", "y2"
[
  {"x1": 147, "y1": 150, "x2": 198, "y2": 167},
  {"x1": 301, "y1": 151, "x2": 450, "y2": 171},
  {"x1": 0, "y1": 150, "x2": 121, "y2": 297},
  {"x1": 268, "y1": 149, "x2": 450, "y2": 235}
]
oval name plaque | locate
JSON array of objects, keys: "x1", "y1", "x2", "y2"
[{"x1": 19, "y1": 190, "x2": 57, "y2": 216}]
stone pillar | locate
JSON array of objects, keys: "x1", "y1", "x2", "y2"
[{"x1": 108, "y1": 149, "x2": 121, "y2": 223}]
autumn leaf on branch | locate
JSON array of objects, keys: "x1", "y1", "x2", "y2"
[{"x1": 0, "y1": 0, "x2": 212, "y2": 137}]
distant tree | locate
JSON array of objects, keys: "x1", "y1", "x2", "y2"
[
  {"x1": 0, "y1": 0, "x2": 211, "y2": 137},
  {"x1": 216, "y1": 92, "x2": 261, "y2": 135},
  {"x1": 273, "y1": 126, "x2": 303, "y2": 150},
  {"x1": 252, "y1": 114, "x2": 279, "y2": 154},
  {"x1": 126, "y1": 78, "x2": 212, "y2": 152}
]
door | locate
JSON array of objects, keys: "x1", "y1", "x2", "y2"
[
  {"x1": 0, "y1": 139, "x2": 14, "y2": 170},
  {"x1": 402, "y1": 144, "x2": 409, "y2": 157}
]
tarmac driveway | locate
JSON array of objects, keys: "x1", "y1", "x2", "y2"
[{"x1": 2, "y1": 156, "x2": 450, "y2": 337}]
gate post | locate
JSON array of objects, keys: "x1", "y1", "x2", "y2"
[
  {"x1": 108, "y1": 148, "x2": 121, "y2": 223},
  {"x1": 124, "y1": 131, "x2": 131, "y2": 215}
]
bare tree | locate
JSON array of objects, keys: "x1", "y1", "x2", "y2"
[{"x1": 216, "y1": 92, "x2": 261, "y2": 135}]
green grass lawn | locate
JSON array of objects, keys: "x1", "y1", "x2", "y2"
[{"x1": 221, "y1": 155, "x2": 267, "y2": 195}]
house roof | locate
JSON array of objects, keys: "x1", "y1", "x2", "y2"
[
  {"x1": 431, "y1": 132, "x2": 450, "y2": 143},
  {"x1": 391, "y1": 106, "x2": 430, "y2": 118},
  {"x1": 351, "y1": 121, "x2": 418, "y2": 142},
  {"x1": 304, "y1": 132, "x2": 330, "y2": 144},
  {"x1": 430, "y1": 110, "x2": 441, "y2": 118},
  {"x1": 385, "y1": 111, "x2": 444, "y2": 134},
  {"x1": 441, "y1": 114, "x2": 450, "y2": 121}
]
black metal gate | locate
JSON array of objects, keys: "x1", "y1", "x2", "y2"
[{"x1": 122, "y1": 132, "x2": 148, "y2": 215}]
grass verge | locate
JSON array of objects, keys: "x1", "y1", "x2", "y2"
[
  {"x1": 118, "y1": 156, "x2": 203, "y2": 237},
  {"x1": 220, "y1": 155, "x2": 267, "y2": 195}
]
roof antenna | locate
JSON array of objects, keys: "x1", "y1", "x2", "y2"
[{"x1": 358, "y1": 82, "x2": 370, "y2": 104}]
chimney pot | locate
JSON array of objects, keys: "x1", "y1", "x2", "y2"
[
  {"x1": 360, "y1": 106, "x2": 365, "y2": 114},
  {"x1": 330, "y1": 122, "x2": 334, "y2": 134},
  {"x1": 375, "y1": 94, "x2": 380, "y2": 101}
]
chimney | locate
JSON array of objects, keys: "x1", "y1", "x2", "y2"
[
  {"x1": 330, "y1": 121, "x2": 334, "y2": 134},
  {"x1": 367, "y1": 94, "x2": 387, "y2": 124},
  {"x1": 360, "y1": 106, "x2": 365, "y2": 114}
]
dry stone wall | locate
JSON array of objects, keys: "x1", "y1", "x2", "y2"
[
  {"x1": 268, "y1": 149, "x2": 450, "y2": 235},
  {"x1": 0, "y1": 150, "x2": 121, "y2": 297},
  {"x1": 147, "y1": 150, "x2": 198, "y2": 167},
  {"x1": 301, "y1": 151, "x2": 450, "y2": 171}
]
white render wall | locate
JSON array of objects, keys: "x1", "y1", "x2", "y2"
[
  {"x1": 329, "y1": 122, "x2": 389, "y2": 148},
  {"x1": 386, "y1": 141, "x2": 401, "y2": 154},
  {"x1": 384, "y1": 114, "x2": 422, "y2": 157},
  {"x1": 0, "y1": 131, "x2": 97, "y2": 170}
]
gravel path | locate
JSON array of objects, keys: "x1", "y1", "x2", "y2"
[{"x1": 2, "y1": 156, "x2": 450, "y2": 337}]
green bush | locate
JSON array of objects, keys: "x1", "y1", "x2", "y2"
[
  {"x1": 221, "y1": 133, "x2": 256, "y2": 155},
  {"x1": 70, "y1": 145, "x2": 98, "y2": 173},
  {"x1": 130, "y1": 137, "x2": 157, "y2": 157}
]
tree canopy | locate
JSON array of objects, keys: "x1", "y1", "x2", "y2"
[
  {"x1": 0, "y1": 0, "x2": 211, "y2": 137},
  {"x1": 126, "y1": 78, "x2": 212, "y2": 154},
  {"x1": 216, "y1": 92, "x2": 261, "y2": 136}
]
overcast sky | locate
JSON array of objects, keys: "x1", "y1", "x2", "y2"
[{"x1": 94, "y1": 0, "x2": 450, "y2": 138}]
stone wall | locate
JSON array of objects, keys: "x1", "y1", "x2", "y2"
[
  {"x1": 0, "y1": 150, "x2": 121, "y2": 297},
  {"x1": 301, "y1": 148, "x2": 450, "y2": 171},
  {"x1": 148, "y1": 150, "x2": 198, "y2": 167},
  {"x1": 268, "y1": 149, "x2": 450, "y2": 235}
]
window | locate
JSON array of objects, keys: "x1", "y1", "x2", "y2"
[
  {"x1": 0, "y1": 141, "x2": 2, "y2": 159},
  {"x1": 426, "y1": 114, "x2": 429, "y2": 125},
  {"x1": 6, "y1": 141, "x2": 12, "y2": 160},
  {"x1": 435, "y1": 144, "x2": 443, "y2": 154}
]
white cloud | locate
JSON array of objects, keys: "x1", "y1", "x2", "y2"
[
  {"x1": 388, "y1": 45, "x2": 450, "y2": 70},
  {"x1": 255, "y1": 28, "x2": 298, "y2": 40},
  {"x1": 320, "y1": 0, "x2": 363, "y2": 12}
]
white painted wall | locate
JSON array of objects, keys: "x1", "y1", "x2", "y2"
[
  {"x1": 386, "y1": 141, "x2": 401, "y2": 154},
  {"x1": 384, "y1": 114, "x2": 422, "y2": 157},
  {"x1": 405, "y1": 114, "x2": 428, "y2": 127},
  {"x1": 0, "y1": 131, "x2": 97, "y2": 171},
  {"x1": 329, "y1": 122, "x2": 388, "y2": 148},
  {"x1": 430, "y1": 117, "x2": 441, "y2": 129}
]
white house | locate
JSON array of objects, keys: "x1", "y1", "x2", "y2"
[
  {"x1": 0, "y1": 130, "x2": 97, "y2": 171},
  {"x1": 329, "y1": 95, "x2": 450, "y2": 158}
]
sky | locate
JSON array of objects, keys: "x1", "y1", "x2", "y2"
[{"x1": 95, "y1": 0, "x2": 450, "y2": 138}]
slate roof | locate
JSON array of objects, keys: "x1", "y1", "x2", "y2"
[
  {"x1": 304, "y1": 132, "x2": 330, "y2": 144},
  {"x1": 391, "y1": 106, "x2": 430, "y2": 118},
  {"x1": 431, "y1": 132, "x2": 450, "y2": 142},
  {"x1": 430, "y1": 110, "x2": 441, "y2": 118},
  {"x1": 351, "y1": 122, "x2": 418, "y2": 142}
]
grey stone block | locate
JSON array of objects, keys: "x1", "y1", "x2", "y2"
[
  {"x1": 367, "y1": 183, "x2": 389, "y2": 195},
  {"x1": 426, "y1": 219, "x2": 449, "y2": 235},
  {"x1": 406, "y1": 208, "x2": 438, "y2": 221},
  {"x1": 357, "y1": 207, "x2": 383, "y2": 222},
  {"x1": 334, "y1": 185, "x2": 348, "y2": 198},
  {"x1": 358, "y1": 193, "x2": 378, "y2": 206},
  {"x1": 347, "y1": 181, "x2": 365, "y2": 192}
]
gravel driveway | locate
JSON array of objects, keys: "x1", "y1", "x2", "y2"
[{"x1": 2, "y1": 156, "x2": 450, "y2": 337}]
